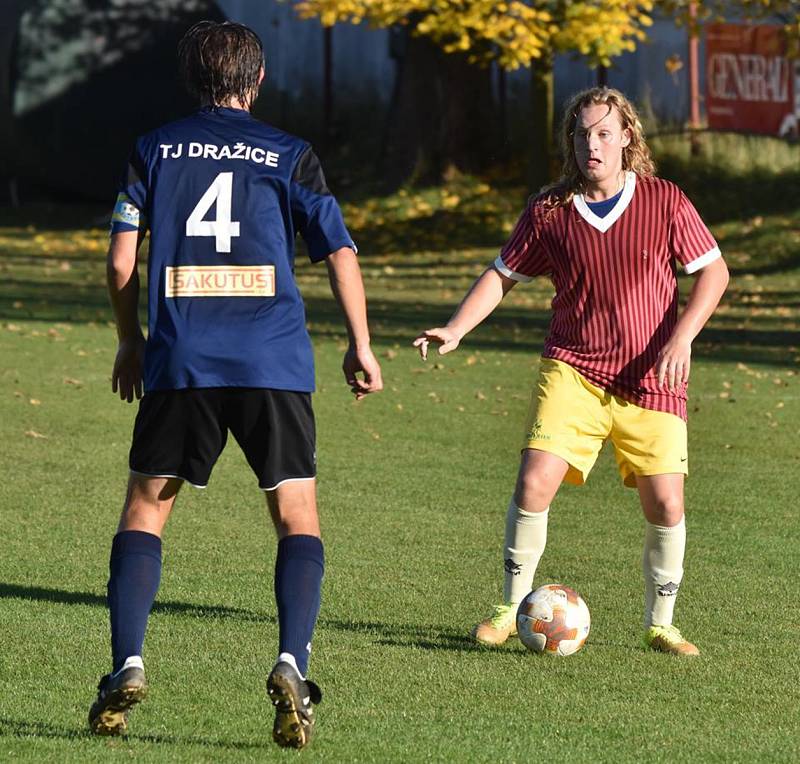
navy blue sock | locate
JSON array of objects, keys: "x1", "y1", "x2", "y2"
[
  {"x1": 275, "y1": 534, "x2": 324, "y2": 677},
  {"x1": 107, "y1": 530, "x2": 162, "y2": 674}
]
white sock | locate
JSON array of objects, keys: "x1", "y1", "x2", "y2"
[
  {"x1": 112, "y1": 655, "x2": 144, "y2": 676},
  {"x1": 276, "y1": 651, "x2": 303, "y2": 679},
  {"x1": 503, "y1": 500, "x2": 549, "y2": 604},
  {"x1": 642, "y1": 516, "x2": 686, "y2": 628}
]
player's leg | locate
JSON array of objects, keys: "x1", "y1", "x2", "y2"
[
  {"x1": 90, "y1": 389, "x2": 225, "y2": 735},
  {"x1": 471, "y1": 449, "x2": 567, "y2": 646},
  {"x1": 472, "y1": 359, "x2": 608, "y2": 646},
  {"x1": 109, "y1": 475, "x2": 181, "y2": 669},
  {"x1": 89, "y1": 474, "x2": 181, "y2": 735},
  {"x1": 636, "y1": 474, "x2": 698, "y2": 656},
  {"x1": 267, "y1": 479, "x2": 323, "y2": 675},
  {"x1": 228, "y1": 389, "x2": 322, "y2": 748},
  {"x1": 610, "y1": 400, "x2": 697, "y2": 656},
  {"x1": 264, "y1": 482, "x2": 324, "y2": 749},
  {"x1": 507, "y1": 447, "x2": 571, "y2": 601}
]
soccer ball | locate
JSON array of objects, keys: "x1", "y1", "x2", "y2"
[{"x1": 516, "y1": 584, "x2": 591, "y2": 656}]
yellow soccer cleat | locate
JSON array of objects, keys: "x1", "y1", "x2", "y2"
[
  {"x1": 644, "y1": 624, "x2": 700, "y2": 657},
  {"x1": 470, "y1": 603, "x2": 519, "y2": 646}
]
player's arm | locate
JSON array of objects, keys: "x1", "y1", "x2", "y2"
[
  {"x1": 107, "y1": 229, "x2": 146, "y2": 402},
  {"x1": 413, "y1": 266, "x2": 517, "y2": 359},
  {"x1": 325, "y1": 246, "x2": 383, "y2": 400},
  {"x1": 657, "y1": 256, "x2": 729, "y2": 391}
]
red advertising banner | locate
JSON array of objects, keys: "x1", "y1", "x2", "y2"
[{"x1": 706, "y1": 23, "x2": 798, "y2": 138}]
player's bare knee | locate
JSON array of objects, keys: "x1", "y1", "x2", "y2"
[
  {"x1": 514, "y1": 472, "x2": 558, "y2": 513},
  {"x1": 119, "y1": 475, "x2": 181, "y2": 533},
  {"x1": 645, "y1": 496, "x2": 684, "y2": 527},
  {"x1": 266, "y1": 482, "x2": 320, "y2": 538},
  {"x1": 127, "y1": 475, "x2": 180, "y2": 505}
]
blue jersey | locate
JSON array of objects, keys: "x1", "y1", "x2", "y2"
[{"x1": 111, "y1": 106, "x2": 355, "y2": 393}]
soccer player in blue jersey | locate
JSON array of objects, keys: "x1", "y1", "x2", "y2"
[{"x1": 88, "y1": 21, "x2": 383, "y2": 749}]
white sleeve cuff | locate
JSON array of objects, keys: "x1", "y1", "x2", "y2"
[
  {"x1": 493, "y1": 255, "x2": 533, "y2": 283},
  {"x1": 684, "y1": 246, "x2": 721, "y2": 274}
]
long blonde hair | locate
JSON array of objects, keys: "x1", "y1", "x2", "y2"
[{"x1": 540, "y1": 87, "x2": 656, "y2": 208}]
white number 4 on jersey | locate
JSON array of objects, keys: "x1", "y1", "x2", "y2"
[{"x1": 186, "y1": 172, "x2": 240, "y2": 253}]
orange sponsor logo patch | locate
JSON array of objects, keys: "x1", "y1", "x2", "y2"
[{"x1": 165, "y1": 266, "x2": 275, "y2": 297}]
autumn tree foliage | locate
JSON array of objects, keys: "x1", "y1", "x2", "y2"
[
  {"x1": 293, "y1": 1, "x2": 653, "y2": 185},
  {"x1": 296, "y1": 0, "x2": 654, "y2": 68},
  {"x1": 293, "y1": 1, "x2": 797, "y2": 185}
]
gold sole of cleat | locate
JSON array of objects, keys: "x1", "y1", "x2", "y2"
[
  {"x1": 89, "y1": 685, "x2": 147, "y2": 736},
  {"x1": 268, "y1": 676, "x2": 313, "y2": 749}
]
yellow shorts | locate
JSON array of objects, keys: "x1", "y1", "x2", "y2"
[{"x1": 522, "y1": 359, "x2": 688, "y2": 488}]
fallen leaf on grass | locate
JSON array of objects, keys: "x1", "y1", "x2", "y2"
[
  {"x1": 63, "y1": 377, "x2": 83, "y2": 387},
  {"x1": 24, "y1": 430, "x2": 47, "y2": 439},
  {"x1": 29, "y1": 398, "x2": 41, "y2": 405}
]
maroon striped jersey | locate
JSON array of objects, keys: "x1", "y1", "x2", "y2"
[{"x1": 495, "y1": 172, "x2": 721, "y2": 420}]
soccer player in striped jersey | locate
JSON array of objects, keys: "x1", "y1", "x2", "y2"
[
  {"x1": 414, "y1": 87, "x2": 729, "y2": 657},
  {"x1": 88, "y1": 22, "x2": 382, "y2": 748}
]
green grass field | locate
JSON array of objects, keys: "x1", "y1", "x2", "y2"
[{"x1": 1, "y1": 149, "x2": 799, "y2": 761}]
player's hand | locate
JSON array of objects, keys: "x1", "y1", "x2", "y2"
[
  {"x1": 412, "y1": 327, "x2": 461, "y2": 360},
  {"x1": 342, "y1": 345, "x2": 383, "y2": 400},
  {"x1": 656, "y1": 335, "x2": 692, "y2": 392},
  {"x1": 112, "y1": 335, "x2": 145, "y2": 403}
]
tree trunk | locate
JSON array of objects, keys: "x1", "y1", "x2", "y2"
[
  {"x1": 382, "y1": 29, "x2": 494, "y2": 187},
  {"x1": 529, "y1": 54, "x2": 556, "y2": 193}
]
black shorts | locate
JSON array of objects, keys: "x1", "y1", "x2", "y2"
[{"x1": 129, "y1": 388, "x2": 316, "y2": 490}]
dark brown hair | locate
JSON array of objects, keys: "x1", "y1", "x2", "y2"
[{"x1": 178, "y1": 21, "x2": 264, "y2": 108}]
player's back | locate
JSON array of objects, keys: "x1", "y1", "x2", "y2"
[{"x1": 118, "y1": 107, "x2": 344, "y2": 394}]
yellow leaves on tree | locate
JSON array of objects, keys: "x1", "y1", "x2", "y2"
[
  {"x1": 294, "y1": 1, "x2": 656, "y2": 69},
  {"x1": 552, "y1": 1, "x2": 653, "y2": 65}
]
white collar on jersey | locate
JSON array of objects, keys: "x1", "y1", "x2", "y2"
[{"x1": 573, "y1": 171, "x2": 637, "y2": 233}]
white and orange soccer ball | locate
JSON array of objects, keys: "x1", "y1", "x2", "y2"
[{"x1": 516, "y1": 584, "x2": 591, "y2": 656}]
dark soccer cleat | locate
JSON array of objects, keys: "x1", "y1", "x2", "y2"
[
  {"x1": 88, "y1": 663, "x2": 148, "y2": 736},
  {"x1": 267, "y1": 660, "x2": 322, "y2": 749}
]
